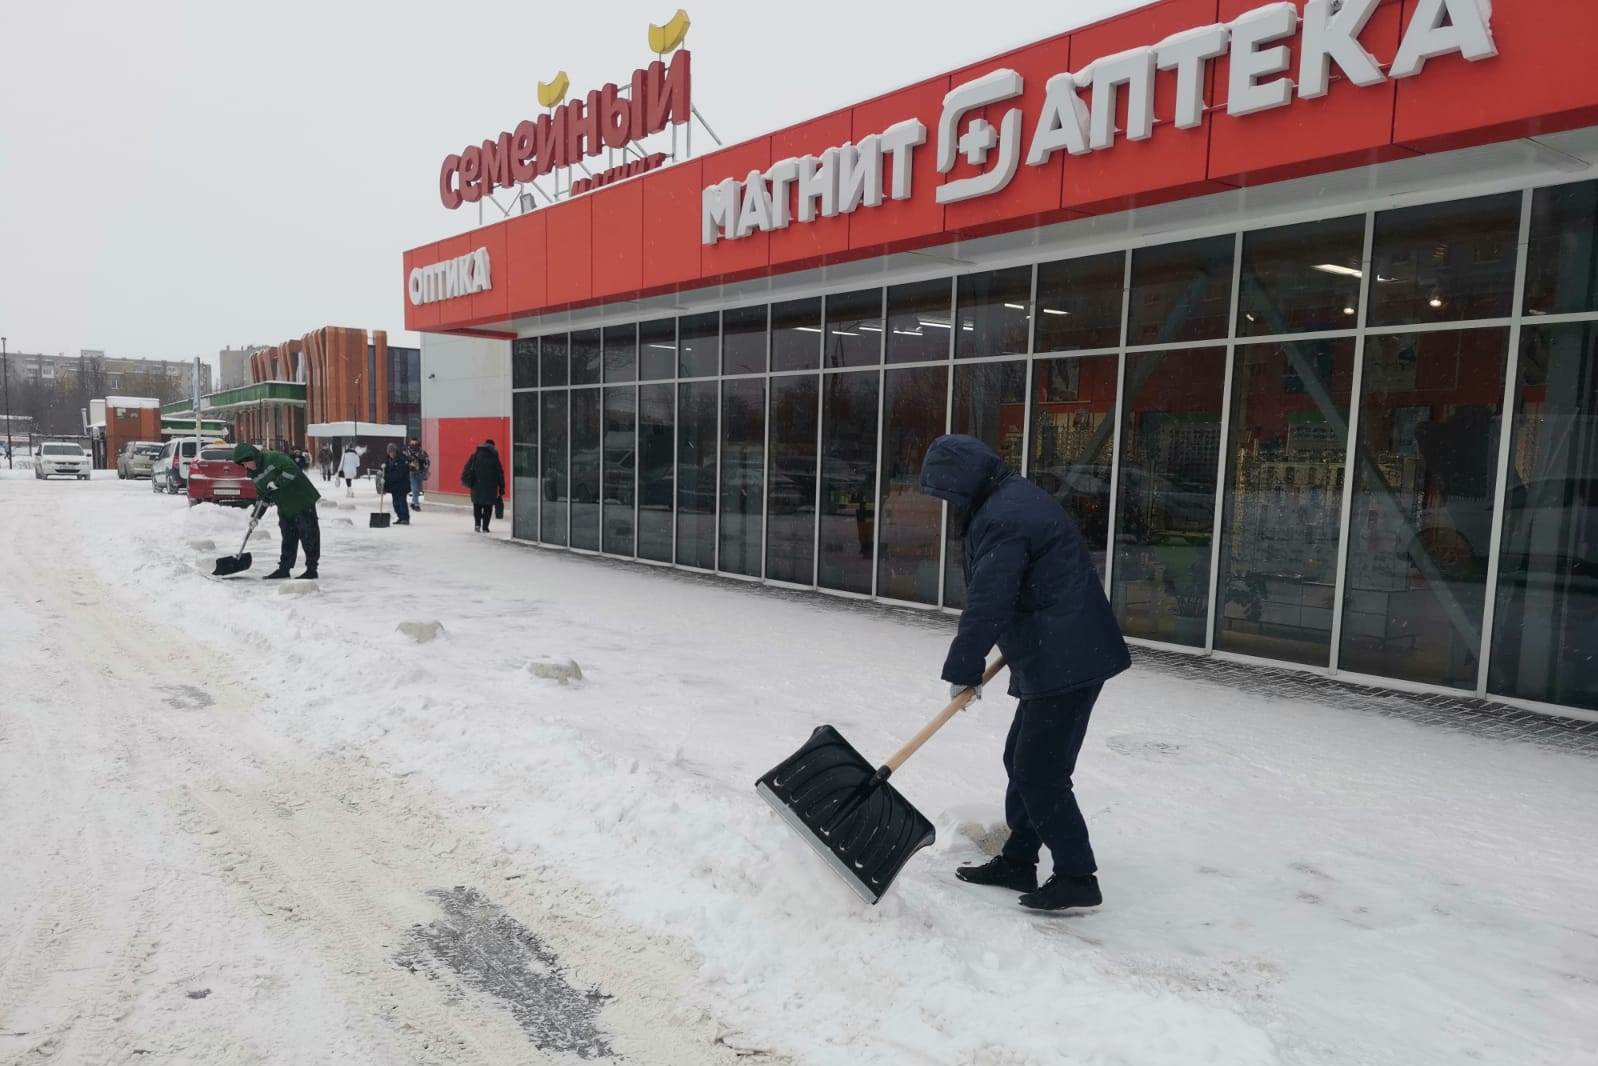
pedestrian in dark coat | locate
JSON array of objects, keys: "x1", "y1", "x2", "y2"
[
  {"x1": 918, "y1": 434, "x2": 1130, "y2": 913},
  {"x1": 461, "y1": 440, "x2": 505, "y2": 532},
  {"x1": 381, "y1": 442, "x2": 411, "y2": 524}
]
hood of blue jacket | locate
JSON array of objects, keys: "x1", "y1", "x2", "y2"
[{"x1": 918, "y1": 434, "x2": 1009, "y2": 511}]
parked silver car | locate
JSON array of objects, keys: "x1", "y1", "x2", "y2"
[{"x1": 117, "y1": 440, "x2": 164, "y2": 479}]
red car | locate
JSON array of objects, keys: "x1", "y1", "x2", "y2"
[{"x1": 187, "y1": 445, "x2": 258, "y2": 507}]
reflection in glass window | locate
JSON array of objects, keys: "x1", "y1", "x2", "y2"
[
  {"x1": 1216, "y1": 339, "x2": 1355, "y2": 665},
  {"x1": 539, "y1": 391, "x2": 569, "y2": 545},
  {"x1": 677, "y1": 381, "x2": 718, "y2": 568},
  {"x1": 1111, "y1": 348, "x2": 1228, "y2": 646},
  {"x1": 1238, "y1": 216, "x2": 1364, "y2": 337},
  {"x1": 637, "y1": 384, "x2": 674, "y2": 562},
  {"x1": 886, "y1": 279, "x2": 952, "y2": 364},
  {"x1": 1489, "y1": 323, "x2": 1598, "y2": 709},
  {"x1": 1034, "y1": 252, "x2": 1124, "y2": 353},
  {"x1": 946, "y1": 361, "x2": 1026, "y2": 608},
  {"x1": 1369, "y1": 193, "x2": 1519, "y2": 326},
  {"x1": 719, "y1": 378, "x2": 765, "y2": 576},
  {"x1": 570, "y1": 329, "x2": 602, "y2": 386},
  {"x1": 1027, "y1": 355, "x2": 1118, "y2": 582},
  {"x1": 603, "y1": 387, "x2": 636, "y2": 556},
  {"x1": 825, "y1": 289, "x2": 882, "y2": 368},
  {"x1": 767, "y1": 375, "x2": 819, "y2": 584},
  {"x1": 819, "y1": 371, "x2": 880, "y2": 593},
  {"x1": 723, "y1": 305, "x2": 767, "y2": 375},
  {"x1": 541, "y1": 334, "x2": 569, "y2": 387},
  {"x1": 1128, "y1": 236, "x2": 1235, "y2": 345},
  {"x1": 603, "y1": 324, "x2": 637, "y2": 383},
  {"x1": 512, "y1": 338, "x2": 538, "y2": 389},
  {"x1": 512, "y1": 391, "x2": 539, "y2": 541},
  {"x1": 680, "y1": 312, "x2": 720, "y2": 378},
  {"x1": 639, "y1": 319, "x2": 676, "y2": 381},
  {"x1": 956, "y1": 266, "x2": 1031, "y2": 358},
  {"x1": 879, "y1": 366, "x2": 948, "y2": 604},
  {"x1": 1525, "y1": 182, "x2": 1598, "y2": 316},
  {"x1": 1339, "y1": 329, "x2": 1508, "y2": 688},
  {"x1": 772, "y1": 297, "x2": 822, "y2": 372},
  {"x1": 570, "y1": 389, "x2": 601, "y2": 550}
]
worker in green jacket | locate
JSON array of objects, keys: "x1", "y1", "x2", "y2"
[{"x1": 232, "y1": 442, "x2": 321, "y2": 580}]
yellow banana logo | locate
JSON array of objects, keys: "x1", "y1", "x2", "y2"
[
  {"x1": 536, "y1": 71, "x2": 570, "y2": 109},
  {"x1": 648, "y1": 9, "x2": 690, "y2": 55}
]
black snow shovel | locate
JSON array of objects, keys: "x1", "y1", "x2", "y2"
[
  {"x1": 370, "y1": 492, "x2": 391, "y2": 528},
  {"x1": 756, "y1": 655, "x2": 1007, "y2": 905},
  {"x1": 213, "y1": 501, "x2": 269, "y2": 577}
]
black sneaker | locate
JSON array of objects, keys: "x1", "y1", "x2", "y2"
[
  {"x1": 295, "y1": 569, "x2": 318, "y2": 580},
  {"x1": 1019, "y1": 874, "x2": 1102, "y2": 912},
  {"x1": 261, "y1": 568, "x2": 291, "y2": 580},
  {"x1": 955, "y1": 856, "x2": 1038, "y2": 893}
]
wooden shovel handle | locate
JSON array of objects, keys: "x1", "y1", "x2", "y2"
[{"x1": 882, "y1": 656, "x2": 1007, "y2": 773}]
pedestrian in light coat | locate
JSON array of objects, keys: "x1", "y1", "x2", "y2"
[{"x1": 337, "y1": 444, "x2": 360, "y2": 497}]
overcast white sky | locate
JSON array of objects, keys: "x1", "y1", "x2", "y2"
[{"x1": 0, "y1": 0, "x2": 1143, "y2": 371}]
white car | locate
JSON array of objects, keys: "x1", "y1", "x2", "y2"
[
  {"x1": 151, "y1": 438, "x2": 201, "y2": 494},
  {"x1": 34, "y1": 441, "x2": 91, "y2": 481}
]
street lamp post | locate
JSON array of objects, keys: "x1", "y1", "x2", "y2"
[{"x1": 2, "y1": 336, "x2": 11, "y2": 469}]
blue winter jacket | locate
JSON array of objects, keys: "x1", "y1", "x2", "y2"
[{"x1": 920, "y1": 434, "x2": 1131, "y2": 699}]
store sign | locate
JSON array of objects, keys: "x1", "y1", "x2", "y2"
[
  {"x1": 702, "y1": 0, "x2": 1497, "y2": 243},
  {"x1": 409, "y1": 247, "x2": 491, "y2": 306},
  {"x1": 439, "y1": 50, "x2": 692, "y2": 210}
]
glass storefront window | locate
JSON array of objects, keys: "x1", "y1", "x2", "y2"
[
  {"x1": 1034, "y1": 252, "x2": 1123, "y2": 353},
  {"x1": 723, "y1": 305, "x2": 767, "y2": 375},
  {"x1": 1488, "y1": 323, "x2": 1598, "y2": 710},
  {"x1": 1369, "y1": 193, "x2": 1520, "y2": 326},
  {"x1": 1128, "y1": 236, "x2": 1234, "y2": 345},
  {"x1": 677, "y1": 380, "x2": 718, "y2": 568},
  {"x1": 1027, "y1": 354, "x2": 1119, "y2": 581},
  {"x1": 767, "y1": 374, "x2": 819, "y2": 584},
  {"x1": 570, "y1": 389, "x2": 601, "y2": 550},
  {"x1": 772, "y1": 297, "x2": 822, "y2": 372},
  {"x1": 512, "y1": 338, "x2": 538, "y2": 389},
  {"x1": 1215, "y1": 339, "x2": 1355, "y2": 665},
  {"x1": 541, "y1": 334, "x2": 569, "y2": 387},
  {"x1": 571, "y1": 328, "x2": 602, "y2": 386},
  {"x1": 603, "y1": 323, "x2": 637, "y2": 383},
  {"x1": 1111, "y1": 347, "x2": 1228, "y2": 646},
  {"x1": 886, "y1": 279, "x2": 952, "y2": 364},
  {"x1": 1239, "y1": 216, "x2": 1365, "y2": 337},
  {"x1": 1525, "y1": 181, "x2": 1598, "y2": 316},
  {"x1": 640, "y1": 318, "x2": 676, "y2": 381},
  {"x1": 637, "y1": 383, "x2": 674, "y2": 562},
  {"x1": 819, "y1": 370, "x2": 880, "y2": 593},
  {"x1": 878, "y1": 365, "x2": 948, "y2": 604},
  {"x1": 946, "y1": 361, "x2": 1026, "y2": 608},
  {"x1": 680, "y1": 312, "x2": 719, "y2": 379},
  {"x1": 1339, "y1": 328, "x2": 1509, "y2": 688},
  {"x1": 512, "y1": 391, "x2": 538, "y2": 541},
  {"x1": 719, "y1": 378, "x2": 765, "y2": 576},
  {"x1": 539, "y1": 390, "x2": 569, "y2": 545},
  {"x1": 825, "y1": 289, "x2": 882, "y2": 368},
  {"x1": 603, "y1": 387, "x2": 636, "y2": 557},
  {"x1": 956, "y1": 266, "x2": 1031, "y2": 358}
]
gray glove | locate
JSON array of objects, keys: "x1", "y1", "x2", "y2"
[{"x1": 949, "y1": 683, "x2": 982, "y2": 703}]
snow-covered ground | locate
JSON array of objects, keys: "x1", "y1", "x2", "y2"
[{"x1": 3, "y1": 475, "x2": 1595, "y2": 1066}]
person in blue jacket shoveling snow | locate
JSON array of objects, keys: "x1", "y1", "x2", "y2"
[{"x1": 919, "y1": 434, "x2": 1131, "y2": 912}]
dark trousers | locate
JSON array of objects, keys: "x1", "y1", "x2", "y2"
[
  {"x1": 278, "y1": 509, "x2": 321, "y2": 572},
  {"x1": 473, "y1": 502, "x2": 493, "y2": 530},
  {"x1": 390, "y1": 492, "x2": 410, "y2": 523},
  {"x1": 999, "y1": 684, "x2": 1101, "y2": 877}
]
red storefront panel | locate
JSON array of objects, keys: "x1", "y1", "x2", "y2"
[
  {"x1": 701, "y1": 138, "x2": 772, "y2": 280},
  {"x1": 503, "y1": 210, "x2": 548, "y2": 314},
  {"x1": 433, "y1": 234, "x2": 474, "y2": 325},
  {"x1": 546, "y1": 197, "x2": 594, "y2": 307},
  {"x1": 469, "y1": 221, "x2": 509, "y2": 323},
  {"x1": 769, "y1": 109, "x2": 853, "y2": 268},
  {"x1": 410, "y1": 242, "x2": 442, "y2": 331},
  {"x1": 849, "y1": 77, "x2": 949, "y2": 253},
  {"x1": 402, "y1": 247, "x2": 419, "y2": 333},
  {"x1": 1065, "y1": 0, "x2": 1226, "y2": 214},
  {"x1": 942, "y1": 35, "x2": 1073, "y2": 238},
  {"x1": 642, "y1": 157, "x2": 703, "y2": 291},
  {"x1": 1210, "y1": 0, "x2": 1411, "y2": 185},
  {"x1": 592, "y1": 180, "x2": 645, "y2": 299}
]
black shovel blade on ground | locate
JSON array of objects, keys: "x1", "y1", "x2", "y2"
[
  {"x1": 371, "y1": 493, "x2": 390, "y2": 528},
  {"x1": 212, "y1": 551, "x2": 253, "y2": 577}
]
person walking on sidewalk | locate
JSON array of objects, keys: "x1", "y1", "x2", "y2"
[
  {"x1": 232, "y1": 442, "x2": 321, "y2": 580},
  {"x1": 460, "y1": 439, "x2": 505, "y2": 533},
  {"x1": 318, "y1": 444, "x2": 334, "y2": 482},
  {"x1": 381, "y1": 443, "x2": 411, "y2": 525},
  {"x1": 337, "y1": 443, "x2": 360, "y2": 498},
  {"x1": 918, "y1": 434, "x2": 1130, "y2": 913},
  {"x1": 404, "y1": 438, "x2": 430, "y2": 512}
]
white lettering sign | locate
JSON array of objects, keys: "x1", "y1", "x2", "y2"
[{"x1": 409, "y1": 247, "x2": 492, "y2": 305}]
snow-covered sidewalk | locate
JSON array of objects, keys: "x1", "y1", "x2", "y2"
[{"x1": 8, "y1": 476, "x2": 1596, "y2": 1065}]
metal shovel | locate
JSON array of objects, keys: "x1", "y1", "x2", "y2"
[
  {"x1": 213, "y1": 502, "x2": 268, "y2": 576},
  {"x1": 756, "y1": 655, "x2": 1007, "y2": 905}
]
